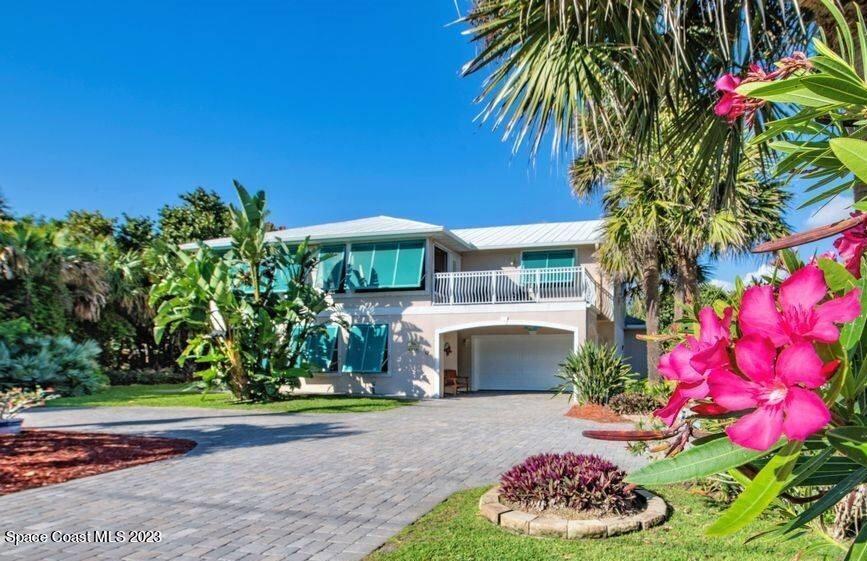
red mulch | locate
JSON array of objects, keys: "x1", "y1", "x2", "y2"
[
  {"x1": 565, "y1": 403, "x2": 628, "y2": 423},
  {"x1": 0, "y1": 430, "x2": 196, "y2": 495}
]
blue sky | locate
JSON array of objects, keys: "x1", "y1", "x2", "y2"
[{"x1": 0, "y1": 1, "x2": 849, "y2": 285}]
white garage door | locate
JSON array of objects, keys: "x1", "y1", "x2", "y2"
[{"x1": 473, "y1": 334, "x2": 572, "y2": 391}]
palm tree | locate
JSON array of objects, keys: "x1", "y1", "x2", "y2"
[
  {"x1": 460, "y1": 0, "x2": 814, "y2": 200},
  {"x1": 583, "y1": 150, "x2": 789, "y2": 379}
]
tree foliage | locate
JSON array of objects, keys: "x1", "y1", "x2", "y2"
[
  {"x1": 158, "y1": 187, "x2": 231, "y2": 245},
  {"x1": 150, "y1": 181, "x2": 344, "y2": 401}
]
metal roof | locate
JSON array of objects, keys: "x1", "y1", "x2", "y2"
[
  {"x1": 452, "y1": 220, "x2": 603, "y2": 250},
  {"x1": 182, "y1": 216, "x2": 460, "y2": 250},
  {"x1": 183, "y1": 215, "x2": 603, "y2": 251}
]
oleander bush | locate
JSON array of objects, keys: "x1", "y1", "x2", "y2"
[
  {"x1": 608, "y1": 392, "x2": 662, "y2": 415},
  {"x1": 554, "y1": 342, "x2": 633, "y2": 405},
  {"x1": 499, "y1": 453, "x2": 638, "y2": 515}
]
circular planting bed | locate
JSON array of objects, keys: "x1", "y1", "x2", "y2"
[{"x1": 479, "y1": 485, "x2": 668, "y2": 538}]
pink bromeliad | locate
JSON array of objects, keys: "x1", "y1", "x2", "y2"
[
  {"x1": 655, "y1": 307, "x2": 732, "y2": 426},
  {"x1": 708, "y1": 335, "x2": 837, "y2": 450},
  {"x1": 738, "y1": 262, "x2": 861, "y2": 348}
]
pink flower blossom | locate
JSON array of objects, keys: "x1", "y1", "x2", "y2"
[
  {"x1": 655, "y1": 307, "x2": 732, "y2": 426},
  {"x1": 714, "y1": 74, "x2": 746, "y2": 122},
  {"x1": 738, "y1": 262, "x2": 861, "y2": 347},
  {"x1": 714, "y1": 52, "x2": 811, "y2": 125},
  {"x1": 708, "y1": 335, "x2": 833, "y2": 450},
  {"x1": 834, "y1": 213, "x2": 867, "y2": 278}
]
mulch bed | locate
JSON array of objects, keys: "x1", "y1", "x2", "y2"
[
  {"x1": 565, "y1": 403, "x2": 628, "y2": 423},
  {"x1": 0, "y1": 430, "x2": 196, "y2": 495}
]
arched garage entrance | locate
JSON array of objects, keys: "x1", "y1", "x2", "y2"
[{"x1": 435, "y1": 321, "x2": 580, "y2": 394}]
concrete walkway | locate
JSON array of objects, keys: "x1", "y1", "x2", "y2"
[{"x1": 0, "y1": 393, "x2": 642, "y2": 561}]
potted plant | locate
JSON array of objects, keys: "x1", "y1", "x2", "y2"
[{"x1": 0, "y1": 387, "x2": 55, "y2": 435}]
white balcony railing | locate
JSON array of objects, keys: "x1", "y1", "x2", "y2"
[{"x1": 432, "y1": 266, "x2": 613, "y2": 317}]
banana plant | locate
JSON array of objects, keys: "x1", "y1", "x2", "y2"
[{"x1": 149, "y1": 181, "x2": 345, "y2": 402}]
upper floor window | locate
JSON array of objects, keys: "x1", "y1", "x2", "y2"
[
  {"x1": 521, "y1": 249, "x2": 576, "y2": 284},
  {"x1": 346, "y1": 240, "x2": 425, "y2": 291},
  {"x1": 521, "y1": 249, "x2": 575, "y2": 269},
  {"x1": 315, "y1": 244, "x2": 347, "y2": 292}
]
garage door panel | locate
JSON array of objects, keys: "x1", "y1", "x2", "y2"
[{"x1": 473, "y1": 334, "x2": 571, "y2": 391}]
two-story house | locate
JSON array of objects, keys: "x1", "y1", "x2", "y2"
[{"x1": 191, "y1": 215, "x2": 646, "y2": 398}]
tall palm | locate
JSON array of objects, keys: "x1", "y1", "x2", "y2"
[
  {"x1": 460, "y1": 0, "x2": 814, "y2": 200},
  {"x1": 586, "y1": 151, "x2": 789, "y2": 378},
  {"x1": 595, "y1": 163, "x2": 671, "y2": 380}
]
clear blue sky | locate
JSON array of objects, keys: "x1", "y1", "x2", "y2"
[{"x1": 0, "y1": 1, "x2": 845, "y2": 285}]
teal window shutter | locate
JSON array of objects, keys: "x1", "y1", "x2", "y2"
[
  {"x1": 317, "y1": 244, "x2": 346, "y2": 291},
  {"x1": 393, "y1": 240, "x2": 425, "y2": 287},
  {"x1": 347, "y1": 243, "x2": 376, "y2": 291},
  {"x1": 369, "y1": 242, "x2": 399, "y2": 288},
  {"x1": 304, "y1": 325, "x2": 339, "y2": 371},
  {"x1": 342, "y1": 324, "x2": 388, "y2": 373},
  {"x1": 290, "y1": 324, "x2": 339, "y2": 371},
  {"x1": 521, "y1": 250, "x2": 575, "y2": 283},
  {"x1": 347, "y1": 240, "x2": 425, "y2": 290}
]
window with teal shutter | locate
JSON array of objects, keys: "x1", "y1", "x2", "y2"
[
  {"x1": 304, "y1": 325, "x2": 339, "y2": 372},
  {"x1": 347, "y1": 240, "x2": 425, "y2": 290},
  {"x1": 316, "y1": 244, "x2": 346, "y2": 292},
  {"x1": 521, "y1": 250, "x2": 576, "y2": 283},
  {"x1": 290, "y1": 324, "x2": 339, "y2": 372},
  {"x1": 342, "y1": 324, "x2": 388, "y2": 373}
]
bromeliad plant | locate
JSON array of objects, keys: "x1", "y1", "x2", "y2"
[
  {"x1": 586, "y1": 2, "x2": 867, "y2": 555},
  {"x1": 150, "y1": 181, "x2": 345, "y2": 402}
]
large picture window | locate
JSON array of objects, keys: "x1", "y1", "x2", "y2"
[
  {"x1": 346, "y1": 240, "x2": 425, "y2": 291},
  {"x1": 342, "y1": 324, "x2": 388, "y2": 373}
]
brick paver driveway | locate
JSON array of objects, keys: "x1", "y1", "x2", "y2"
[{"x1": 0, "y1": 393, "x2": 642, "y2": 561}]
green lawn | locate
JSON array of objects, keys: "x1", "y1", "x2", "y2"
[
  {"x1": 366, "y1": 485, "x2": 835, "y2": 561},
  {"x1": 47, "y1": 384, "x2": 413, "y2": 414}
]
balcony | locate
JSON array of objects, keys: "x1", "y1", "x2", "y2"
[{"x1": 432, "y1": 266, "x2": 613, "y2": 318}]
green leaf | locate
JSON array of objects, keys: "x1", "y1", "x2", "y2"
[
  {"x1": 784, "y1": 465, "x2": 867, "y2": 534},
  {"x1": 627, "y1": 437, "x2": 780, "y2": 486},
  {"x1": 841, "y1": 279, "x2": 867, "y2": 350},
  {"x1": 847, "y1": 522, "x2": 867, "y2": 561},
  {"x1": 738, "y1": 77, "x2": 838, "y2": 106},
  {"x1": 706, "y1": 442, "x2": 801, "y2": 537},
  {"x1": 831, "y1": 137, "x2": 867, "y2": 183},
  {"x1": 819, "y1": 257, "x2": 858, "y2": 293},
  {"x1": 801, "y1": 75, "x2": 867, "y2": 105},
  {"x1": 829, "y1": 426, "x2": 867, "y2": 466}
]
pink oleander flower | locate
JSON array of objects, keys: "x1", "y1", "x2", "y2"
[
  {"x1": 655, "y1": 307, "x2": 732, "y2": 426},
  {"x1": 714, "y1": 74, "x2": 745, "y2": 122},
  {"x1": 708, "y1": 335, "x2": 835, "y2": 451},
  {"x1": 714, "y1": 52, "x2": 810, "y2": 125},
  {"x1": 738, "y1": 262, "x2": 861, "y2": 347},
  {"x1": 834, "y1": 213, "x2": 867, "y2": 278}
]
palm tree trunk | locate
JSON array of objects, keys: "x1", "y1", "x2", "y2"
[
  {"x1": 855, "y1": 182, "x2": 867, "y2": 203},
  {"x1": 643, "y1": 253, "x2": 661, "y2": 382},
  {"x1": 675, "y1": 252, "x2": 700, "y2": 310}
]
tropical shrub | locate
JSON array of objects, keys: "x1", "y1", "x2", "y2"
[
  {"x1": 555, "y1": 342, "x2": 633, "y2": 405},
  {"x1": 608, "y1": 392, "x2": 662, "y2": 416},
  {"x1": 499, "y1": 453, "x2": 638, "y2": 515},
  {"x1": 0, "y1": 328, "x2": 106, "y2": 396},
  {"x1": 150, "y1": 181, "x2": 345, "y2": 402},
  {"x1": 0, "y1": 387, "x2": 56, "y2": 420}
]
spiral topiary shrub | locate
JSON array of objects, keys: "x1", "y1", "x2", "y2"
[
  {"x1": 608, "y1": 392, "x2": 662, "y2": 415},
  {"x1": 499, "y1": 453, "x2": 638, "y2": 515}
]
